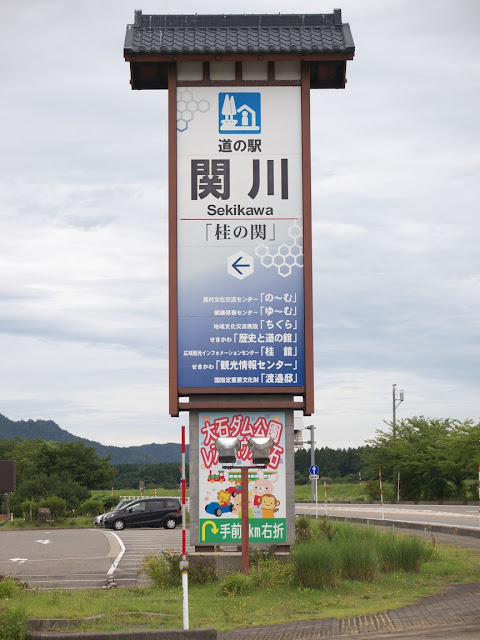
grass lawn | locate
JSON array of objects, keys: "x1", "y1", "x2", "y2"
[
  {"x1": 2, "y1": 515, "x2": 93, "y2": 529},
  {"x1": 94, "y1": 483, "x2": 369, "y2": 503},
  {"x1": 2, "y1": 535, "x2": 480, "y2": 633},
  {"x1": 91, "y1": 488, "x2": 184, "y2": 499},
  {"x1": 295, "y1": 482, "x2": 368, "y2": 502}
]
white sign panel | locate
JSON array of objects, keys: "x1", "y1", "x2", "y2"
[{"x1": 177, "y1": 86, "x2": 304, "y2": 389}]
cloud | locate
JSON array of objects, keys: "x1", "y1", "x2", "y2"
[{"x1": 0, "y1": 0, "x2": 478, "y2": 447}]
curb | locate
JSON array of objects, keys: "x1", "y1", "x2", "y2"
[{"x1": 27, "y1": 629, "x2": 216, "y2": 640}]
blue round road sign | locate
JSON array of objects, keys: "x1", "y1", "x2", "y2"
[{"x1": 309, "y1": 464, "x2": 319, "y2": 476}]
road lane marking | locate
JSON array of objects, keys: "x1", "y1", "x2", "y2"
[
  {"x1": 1, "y1": 556, "x2": 114, "y2": 567},
  {"x1": 106, "y1": 531, "x2": 125, "y2": 576},
  {"x1": 10, "y1": 558, "x2": 28, "y2": 564},
  {"x1": 298, "y1": 506, "x2": 480, "y2": 531},
  {"x1": 300, "y1": 505, "x2": 480, "y2": 519}
]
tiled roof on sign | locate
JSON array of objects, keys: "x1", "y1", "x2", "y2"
[{"x1": 124, "y1": 11, "x2": 355, "y2": 57}]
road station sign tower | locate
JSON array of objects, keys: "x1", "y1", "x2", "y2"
[{"x1": 124, "y1": 11, "x2": 354, "y2": 549}]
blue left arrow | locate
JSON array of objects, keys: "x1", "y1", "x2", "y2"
[{"x1": 232, "y1": 256, "x2": 251, "y2": 275}]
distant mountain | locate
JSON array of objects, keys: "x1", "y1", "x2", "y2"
[{"x1": 0, "y1": 414, "x2": 188, "y2": 464}]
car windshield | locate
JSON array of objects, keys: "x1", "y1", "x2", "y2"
[{"x1": 113, "y1": 501, "x2": 130, "y2": 511}]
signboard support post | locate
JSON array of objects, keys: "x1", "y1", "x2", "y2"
[{"x1": 241, "y1": 466, "x2": 249, "y2": 574}]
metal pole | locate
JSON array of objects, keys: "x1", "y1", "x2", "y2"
[
  {"x1": 180, "y1": 425, "x2": 189, "y2": 630},
  {"x1": 392, "y1": 384, "x2": 397, "y2": 438},
  {"x1": 393, "y1": 385, "x2": 405, "y2": 501},
  {"x1": 241, "y1": 466, "x2": 249, "y2": 574},
  {"x1": 307, "y1": 425, "x2": 316, "y2": 503}
]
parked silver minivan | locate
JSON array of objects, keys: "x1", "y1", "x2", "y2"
[{"x1": 94, "y1": 499, "x2": 134, "y2": 527}]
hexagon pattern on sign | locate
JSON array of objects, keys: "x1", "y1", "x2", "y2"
[
  {"x1": 228, "y1": 251, "x2": 254, "y2": 280},
  {"x1": 177, "y1": 89, "x2": 210, "y2": 132},
  {"x1": 255, "y1": 222, "x2": 303, "y2": 277}
]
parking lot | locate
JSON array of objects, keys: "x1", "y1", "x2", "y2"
[{"x1": 0, "y1": 527, "x2": 193, "y2": 589}]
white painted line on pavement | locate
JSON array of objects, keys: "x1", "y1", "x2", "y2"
[
  {"x1": 3, "y1": 556, "x2": 111, "y2": 564},
  {"x1": 107, "y1": 531, "x2": 125, "y2": 576}
]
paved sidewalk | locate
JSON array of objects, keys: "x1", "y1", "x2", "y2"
[{"x1": 218, "y1": 581, "x2": 480, "y2": 639}]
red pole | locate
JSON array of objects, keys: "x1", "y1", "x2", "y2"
[
  {"x1": 180, "y1": 425, "x2": 189, "y2": 630},
  {"x1": 182, "y1": 426, "x2": 187, "y2": 560},
  {"x1": 241, "y1": 467, "x2": 249, "y2": 574}
]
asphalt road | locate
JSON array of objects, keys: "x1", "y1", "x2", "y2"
[
  {"x1": 0, "y1": 528, "x2": 122, "y2": 588},
  {"x1": 296, "y1": 502, "x2": 480, "y2": 531},
  {"x1": 109, "y1": 526, "x2": 194, "y2": 587},
  {"x1": 1, "y1": 504, "x2": 479, "y2": 589},
  {"x1": 0, "y1": 525, "x2": 193, "y2": 588}
]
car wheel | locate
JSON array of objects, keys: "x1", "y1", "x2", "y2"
[
  {"x1": 214, "y1": 508, "x2": 222, "y2": 517},
  {"x1": 231, "y1": 491, "x2": 237, "y2": 497},
  {"x1": 164, "y1": 518, "x2": 177, "y2": 530},
  {"x1": 113, "y1": 519, "x2": 126, "y2": 530}
]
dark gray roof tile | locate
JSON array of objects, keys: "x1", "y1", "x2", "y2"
[{"x1": 125, "y1": 13, "x2": 354, "y2": 57}]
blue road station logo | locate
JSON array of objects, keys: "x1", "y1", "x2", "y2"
[{"x1": 219, "y1": 92, "x2": 261, "y2": 134}]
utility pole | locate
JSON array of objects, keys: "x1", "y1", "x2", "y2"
[
  {"x1": 392, "y1": 384, "x2": 405, "y2": 503},
  {"x1": 392, "y1": 384, "x2": 404, "y2": 438},
  {"x1": 305, "y1": 424, "x2": 316, "y2": 503}
]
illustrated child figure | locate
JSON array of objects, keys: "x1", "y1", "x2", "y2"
[{"x1": 260, "y1": 494, "x2": 280, "y2": 518}]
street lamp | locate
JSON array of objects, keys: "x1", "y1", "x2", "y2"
[
  {"x1": 215, "y1": 436, "x2": 274, "y2": 574},
  {"x1": 248, "y1": 437, "x2": 274, "y2": 465},
  {"x1": 214, "y1": 436, "x2": 241, "y2": 465}
]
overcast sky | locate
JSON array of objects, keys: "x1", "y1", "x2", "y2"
[{"x1": 1, "y1": 0, "x2": 478, "y2": 448}]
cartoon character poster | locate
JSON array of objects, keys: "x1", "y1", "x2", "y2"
[{"x1": 199, "y1": 411, "x2": 286, "y2": 544}]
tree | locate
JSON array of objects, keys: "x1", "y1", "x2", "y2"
[
  {"x1": 1, "y1": 437, "x2": 114, "y2": 514},
  {"x1": 295, "y1": 446, "x2": 366, "y2": 483},
  {"x1": 52, "y1": 440, "x2": 114, "y2": 489},
  {"x1": 363, "y1": 416, "x2": 480, "y2": 501},
  {"x1": 112, "y1": 463, "x2": 184, "y2": 490}
]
